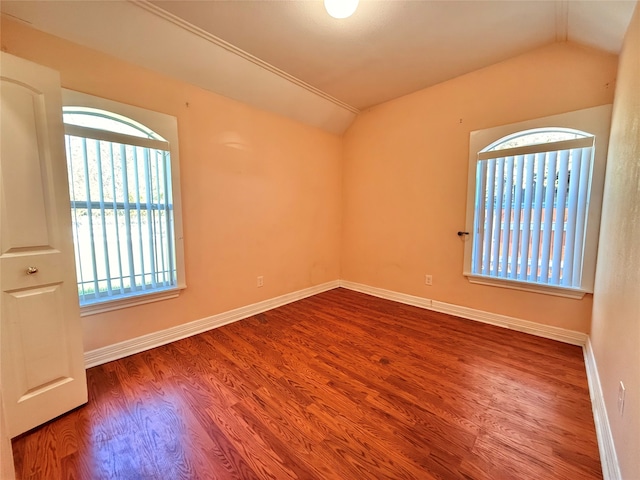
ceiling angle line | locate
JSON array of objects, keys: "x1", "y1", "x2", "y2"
[
  {"x1": 555, "y1": 0, "x2": 569, "y2": 43},
  {"x1": 0, "y1": 11, "x2": 33, "y2": 25},
  {"x1": 129, "y1": 0, "x2": 361, "y2": 115}
]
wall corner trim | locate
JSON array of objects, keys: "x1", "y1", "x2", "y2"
[
  {"x1": 583, "y1": 338, "x2": 622, "y2": 480},
  {"x1": 84, "y1": 280, "x2": 339, "y2": 368},
  {"x1": 339, "y1": 280, "x2": 588, "y2": 346}
]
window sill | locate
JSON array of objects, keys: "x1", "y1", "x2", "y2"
[
  {"x1": 79, "y1": 286, "x2": 185, "y2": 317},
  {"x1": 465, "y1": 274, "x2": 588, "y2": 299}
]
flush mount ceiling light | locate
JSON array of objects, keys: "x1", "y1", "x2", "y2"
[{"x1": 324, "y1": 0, "x2": 359, "y2": 19}]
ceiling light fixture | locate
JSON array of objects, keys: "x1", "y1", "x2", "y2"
[{"x1": 324, "y1": 0, "x2": 359, "y2": 19}]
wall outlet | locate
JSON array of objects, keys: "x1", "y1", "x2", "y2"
[
  {"x1": 257, "y1": 276, "x2": 264, "y2": 288},
  {"x1": 425, "y1": 274, "x2": 433, "y2": 286},
  {"x1": 618, "y1": 381, "x2": 626, "y2": 416}
]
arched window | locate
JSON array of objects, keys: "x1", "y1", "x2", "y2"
[
  {"x1": 462, "y1": 106, "x2": 611, "y2": 297},
  {"x1": 63, "y1": 106, "x2": 167, "y2": 140},
  {"x1": 483, "y1": 127, "x2": 590, "y2": 151},
  {"x1": 63, "y1": 91, "x2": 185, "y2": 312}
]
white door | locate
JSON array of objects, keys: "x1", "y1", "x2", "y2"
[{"x1": 0, "y1": 53, "x2": 88, "y2": 437}]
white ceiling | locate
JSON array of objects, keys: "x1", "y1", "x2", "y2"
[
  {"x1": 151, "y1": 0, "x2": 636, "y2": 110},
  {"x1": 2, "y1": 1, "x2": 636, "y2": 133}
]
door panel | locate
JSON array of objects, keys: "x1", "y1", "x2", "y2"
[
  {"x1": 5, "y1": 285, "x2": 71, "y2": 397},
  {"x1": 1, "y1": 53, "x2": 87, "y2": 437},
  {"x1": 1, "y1": 81, "x2": 50, "y2": 253}
]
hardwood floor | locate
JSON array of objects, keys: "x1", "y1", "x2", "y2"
[{"x1": 12, "y1": 288, "x2": 602, "y2": 479}]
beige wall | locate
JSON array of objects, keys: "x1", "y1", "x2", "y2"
[
  {"x1": 591, "y1": 3, "x2": 640, "y2": 479},
  {"x1": 0, "y1": 19, "x2": 626, "y2": 344},
  {"x1": 342, "y1": 42, "x2": 618, "y2": 332},
  {"x1": 1, "y1": 19, "x2": 342, "y2": 351}
]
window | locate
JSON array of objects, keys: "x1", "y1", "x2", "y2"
[
  {"x1": 62, "y1": 90, "x2": 185, "y2": 315},
  {"x1": 463, "y1": 105, "x2": 612, "y2": 298}
]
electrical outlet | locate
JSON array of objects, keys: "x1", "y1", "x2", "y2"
[
  {"x1": 257, "y1": 276, "x2": 264, "y2": 288},
  {"x1": 425, "y1": 274, "x2": 433, "y2": 286},
  {"x1": 618, "y1": 381, "x2": 626, "y2": 416}
]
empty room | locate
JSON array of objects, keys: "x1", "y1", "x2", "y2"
[{"x1": 0, "y1": 1, "x2": 638, "y2": 479}]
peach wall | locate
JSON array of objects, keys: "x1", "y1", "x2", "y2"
[
  {"x1": 591, "y1": 3, "x2": 640, "y2": 478},
  {"x1": 0, "y1": 16, "x2": 624, "y2": 350},
  {"x1": 342, "y1": 42, "x2": 618, "y2": 332},
  {"x1": 1, "y1": 18, "x2": 342, "y2": 351}
]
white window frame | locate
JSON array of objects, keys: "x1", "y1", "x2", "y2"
[
  {"x1": 62, "y1": 89, "x2": 186, "y2": 315},
  {"x1": 463, "y1": 105, "x2": 612, "y2": 299}
]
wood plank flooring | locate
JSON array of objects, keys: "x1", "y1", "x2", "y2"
[{"x1": 12, "y1": 288, "x2": 602, "y2": 479}]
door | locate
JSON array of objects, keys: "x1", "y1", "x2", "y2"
[{"x1": 1, "y1": 53, "x2": 88, "y2": 437}]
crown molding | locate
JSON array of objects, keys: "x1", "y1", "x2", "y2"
[{"x1": 132, "y1": 1, "x2": 360, "y2": 115}]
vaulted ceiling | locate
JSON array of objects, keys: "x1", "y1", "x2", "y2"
[
  {"x1": 151, "y1": 0, "x2": 635, "y2": 110},
  {"x1": 2, "y1": 1, "x2": 636, "y2": 133}
]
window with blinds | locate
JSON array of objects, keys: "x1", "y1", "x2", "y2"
[
  {"x1": 471, "y1": 130, "x2": 594, "y2": 289},
  {"x1": 62, "y1": 99, "x2": 185, "y2": 312},
  {"x1": 463, "y1": 106, "x2": 611, "y2": 298}
]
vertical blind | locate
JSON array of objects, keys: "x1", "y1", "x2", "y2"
[
  {"x1": 64, "y1": 124, "x2": 177, "y2": 305},
  {"x1": 471, "y1": 136, "x2": 595, "y2": 288}
]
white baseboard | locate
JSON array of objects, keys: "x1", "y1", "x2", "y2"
[
  {"x1": 428, "y1": 300, "x2": 588, "y2": 346},
  {"x1": 339, "y1": 280, "x2": 588, "y2": 346},
  {"x1": 84, "y1": 280, "x2": 340, "y2": 368},
  {"x1": 584, "y1": 338, "x2": 621, "y2": 480},
  {"x1": 338, "y1": 280, "x2": 434, "y2": 311}
]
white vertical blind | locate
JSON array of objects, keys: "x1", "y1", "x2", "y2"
[
  {"x1": 80, "y1": 137, "x2": 100, "y2": 298},
  {"x1": 491, "y1": 159, "x2": 505, "y2": 276},
  {"x1": 94, "y1": 139, "x2": 112, "y2": 295},
  {"x1": 529, "y1": 152, "x2": 546, "y2": 281},
  {"x1": 120, "y1": 143, "x2": 137, "y2": 292},
  {"x1": 551, "y1": 149, "x2": 570, "y2": 284},
  {"x1": 64, "y1": 122, "x2": 177, "y2": 305},
  {"x1": 132, "y1": 146, "x2": 146, "y2": 291},
  {"x1": 509, "y1": 154, "x2": 525, "y2": 279},
  {"x1": 500, "y1": 156, "x2": 514, "y2": 278},
  {"x1": 472, "y1": 162, "x2": 486, "y2": 274},
  {"x1": 109, "y1": 142, "x2": 125, "y2": 295},
  {"x1": 540, "y1": 150, "x2": 558, "y2": 283},
  {"x1": 572, "y1": 147, "x2": 592, "y2": 284},
  {"x1": 473, "y1": 136, "x2": 594, "y2": 288},
  {"x1": 518, "y1": 153, "x2": 535, "y2": 281},
  {"x1": 481, "y1": 160, "x2": 496, "y2": 275}
]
